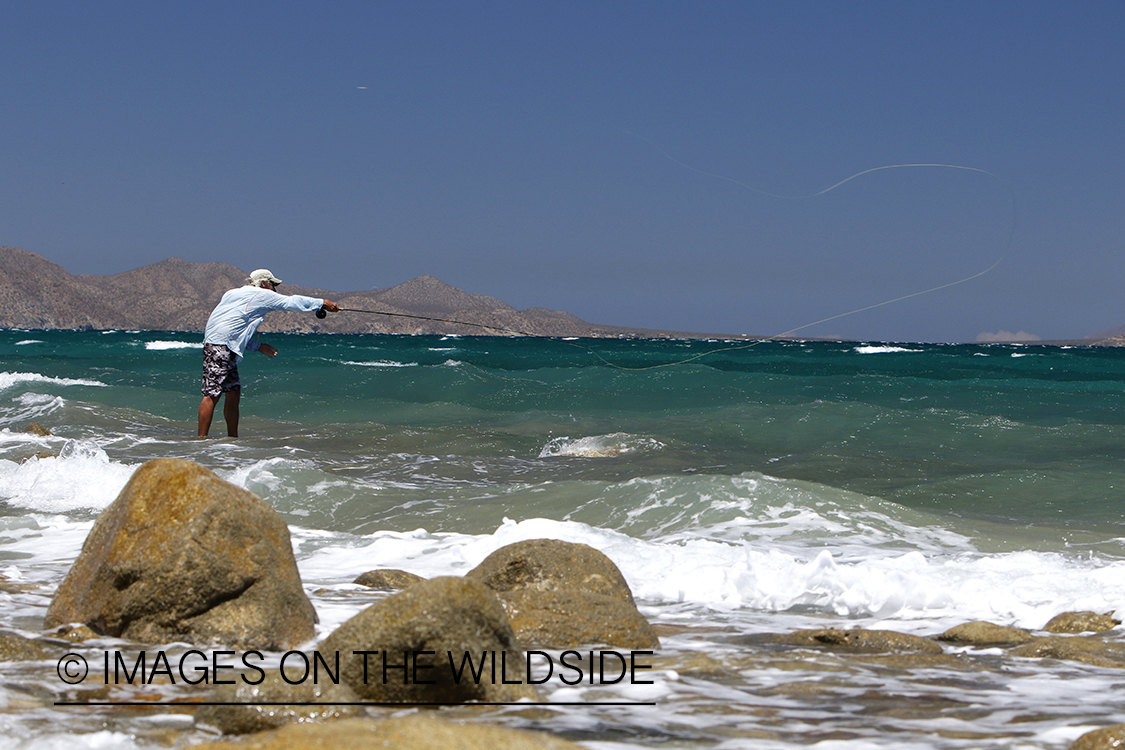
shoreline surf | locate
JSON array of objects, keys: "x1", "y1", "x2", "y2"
[{"x1": 1, "y1": 329, "x2": 1123, "y2": 748}]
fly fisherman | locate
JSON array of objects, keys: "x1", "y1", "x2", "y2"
[{"x1": 197, "y1": 269, "x2": 340, "y2": 437}]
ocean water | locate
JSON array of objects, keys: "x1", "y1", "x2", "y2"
[{"x1": 1, "y1": 328, "x2": 1123, "y2": 749}]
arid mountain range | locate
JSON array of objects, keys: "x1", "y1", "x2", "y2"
[
  {"x1": 3, "y1": 247, "x2": 1117, "y2": 343},
  {"x1": 0, "y1": 246, "x2": 711, "y2": 338}
]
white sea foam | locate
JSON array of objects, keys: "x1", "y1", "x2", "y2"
[
  {"x1": 0, "y1": 440, "x2": 137, "y2": 512},
  {"x1": 200, "y1": 460, "x2": 1125, "y2": 636},
  {"x1": 0, "y1": 372, "x2": 106, "y2": 391},
  {"x1": 295, "y1": 514, "x2": 1125, "y2": 634},
  {"x1": 0, "y1": 393, "x2": 67, "y2": 428},
  {"x1": 11, "y1": 730, "x2": 144, "y2": 750},
  {"x1": 222, "y1": 456, "x2": 314, "y2": 498},
  {"x1": 341, "y1": 360, "x2": 418, "y2": 367},
  {"x1": 0, "y1": 515, "x2": 96, "y2": 577},
  {"x1": 14, "y1": 340, "x2": 43, "y2": 346},
  {"x1": 854, "y1": 345, "x2": 921, "y2": 354},
  {"x1": 144, "y1": 341, "x2": 202, "y2": 350}
]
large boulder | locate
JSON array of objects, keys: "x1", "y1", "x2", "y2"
[
  {"x1": 465, "y1": 539, "x2": 659, "y2": 650},
  {"x1": 44, "y1": 458, "x2": 316, "y2": 650},
  {"x1": 498, "y1": 588, "x2": 660, "y2": 650},
  {"x1": 318, "y1": 576, "x2": 537, "y2": 703},
  {"x1": 466, "y1": 539, "x2": 636, "y2": 603}
]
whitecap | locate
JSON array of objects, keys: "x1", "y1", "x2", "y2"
[
  {"x1": 854, "y1": 345, "x2": 921, "y2": 354},
  {"x1": 341, "y1": 360, "x2": 418, "y2": 367},
  {"x1": 144, "y1": 341, "x2": 202, "y2": 350},
  {"x1": 0, "y1": 372, "x2": 106, "y2": 391},
  {"x1": 14, "y1": 340, "x2": 43, "y2": 346}
]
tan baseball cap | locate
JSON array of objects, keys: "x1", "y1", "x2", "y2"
[{"x1": 247, "y1": 269, "x2": 283, "y2": 285}]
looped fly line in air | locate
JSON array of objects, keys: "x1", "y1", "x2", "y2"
[
  {"x1": 330, "y1": 137, "x2": 1015, "y2": 370},
  {"x1": 568, "y1": 134, "x2": 1018, "y2": 370}
]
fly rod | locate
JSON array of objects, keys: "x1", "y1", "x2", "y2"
[{"x1": 316, "y1": 305, "x2": 539, "y2": 337}]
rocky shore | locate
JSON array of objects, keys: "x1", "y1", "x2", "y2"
[{"x1": 2, "y1": 458, "x2": 1123, "y2": 749}]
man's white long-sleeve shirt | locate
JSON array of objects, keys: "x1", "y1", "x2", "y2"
[{"x1": 203, "y1": 286, "x2": 323, "y2": 359}]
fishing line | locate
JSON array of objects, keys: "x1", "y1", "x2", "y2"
[
  {"x1": 319, "y1": 306, "x2": 544, "y2": 336},
  {"x1": 578, "y1": 133, "x2": 1019, "y2": 370},
  {"x1": 320, "y1": 304, "x2": 645, "y2": 365},
  {"x1": 322, "y1": 140, "x2": 1015, "y2": 370}
]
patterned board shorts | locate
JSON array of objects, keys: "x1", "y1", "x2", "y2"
[{"x1": 201, "y1": 343, "x2": 240, "y2": 398}]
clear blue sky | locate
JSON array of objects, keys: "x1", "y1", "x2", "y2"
[{"x1": 2, "y1": 1, "x2": 1122, "y2": 342}]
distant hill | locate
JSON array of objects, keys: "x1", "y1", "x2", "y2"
[
  {"x1": 1084, "y1": 325, "x2": 1125, "y2": 346},
  {"x1": 1087, "y1": 324, "x2": 1125, "y2": 340},
  {"x1": 0, "y1": 247, "x2": 723, "y2": 338}
]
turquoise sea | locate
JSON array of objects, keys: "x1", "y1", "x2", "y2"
[{"x1": 2, "y1": 328, "x2": 1124, "y2": 749}]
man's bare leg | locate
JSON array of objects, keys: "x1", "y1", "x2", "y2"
[
  {"x1": 223, "y1": 388, "x2": 241, "y2": 437},
  {"x1": 198, "y1": 395, "x2": 219, "y2": 437}
]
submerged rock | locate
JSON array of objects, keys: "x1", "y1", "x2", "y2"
[
  {"x1": 1009, "y1": 636, "x2": 1125, "y2": 669},
  {"x1": 319, "y1": 576, "x2": 537, "y2": 703},
  {"x1": 352, "y1": 568, "x2": 424, "y2": 590},
  {"x1": 44, "y1": 458, "x2": 316, "y2": 650},
  {"x1": 936, "y1": 621, "x2": 1036, "y2": 646},
  {"x1": 1070, "y1": 723, "x2": 1125, "y2": 750},
  {"x1": 23, "y1": 422, "x2": 52, "y2": 436},
  {"x1": 772, "y1": 628, "x2": 944, "y2": 654},
  {"x1": 0, "y1": 632, "x2": 53, "y2": 661},
  {"x1": 188, "y1": 715, "x2": 583, "y2": 749},
  {"x1": 194, "y1": 670, "x2": 363, "y2": 735},
  {"x1": 465, "y1": 539, "x2": 658, "y2": 650},
  {"x1": 46, "y1": 624, "x2": 99, "y2": 643},
  {"x1": 1044, "y1": 611, "x2": 1121, "y2": 634}
]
